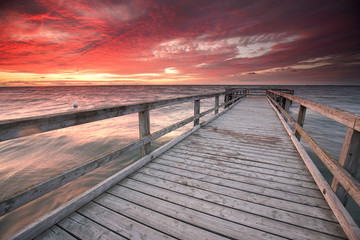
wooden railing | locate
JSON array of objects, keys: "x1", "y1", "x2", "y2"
[
  {"x1": 266, "y1": 90, "x2": 360, "y2": 239},
  {"x1": 0, "y1": 88, "x2": 247, "y2": 217}
]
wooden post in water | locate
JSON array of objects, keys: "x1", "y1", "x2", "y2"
[
  {"x1": 295, "y1": 105, "x2": 307, "y2": 140},
  {"x1": 331, "y1": 128, "x2": 360, "y2": 206},
  {"x1": 139, "y1": 110, "x2": 151, "y2": 157},
  {"x1": 194, "y1": 99, "x2": 200, "y2": 126},
  {"x1": 215, "y1": 96, "x2": 219, "y2": 114}
]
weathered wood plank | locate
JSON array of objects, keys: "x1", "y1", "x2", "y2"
[
  {"x1": 162, "y1": 150, "x2": 314, "y2": 181},
  {"x1": 189, "y1": 132, "x2": 300, "y2": 154},
  {"x1": 94, "y1": 193, "x2": 229, "y2": 240},
  {"x1": 134, "y1": 169, "x2": 334, "y2": 220},
  {"x1": 144, "y1": 164, "x2": 329, "y2": 208},
  {"x1": 127, "y1": 174, "x2": 344, "y2": 236},
  {"x1": 174, "y1": 144, "x2": 307, "y2": 169},
  {"x1": 156, "y1": 154, "x2": 318, "y2": 189},
  {"x1": 169, "y1": 147, "x2": 312, "y2": 175},
  {"x1": 109, "y1": 185, "x2": 287, "y2": 240},
  {"x1": 58, "y1": 212, "x2": 126, "y2": 239},
  {"x1": 34, "y1": 225, "x2": 76, "y2": 240},
  {"x1": 77, "y1": 202, "x2": 176, "y2": 239},
  {"x1": 178, "y1": 139, "x2": 302, "y2": 160},
  {"x1": 186, "y1": 134, "x2": 300, "y2": 155},
  {"x1": 116, "y1": 181, "x2": 344, "y2": 239},
  {"x1": 153, "y1": 158, "x2": 323, "y2": 198}
]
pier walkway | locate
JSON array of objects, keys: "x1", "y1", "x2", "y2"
[{"x1": 34, "y1": 96, "x2": 346, "y2": 239}]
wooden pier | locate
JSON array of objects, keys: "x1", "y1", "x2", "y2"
[{"x1": 0, "y1": 89, "x2": 359, "y2": 239}]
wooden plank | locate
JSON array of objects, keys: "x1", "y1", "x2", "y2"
[
  {"x1": 169, "y1": 148, "x2": 313, "y2": 176},
  {"x1": 267, "y1": 97, "x2": 360, "y2": 240},
  {"x1": 139, "y1": 110, "x2": 151, "y2": 157},
  {"x1": 187, "y1": 133, "x2": 300, "y2": 155},
  {"x1": 178, "y1": 139, "x2": 302, "y2": 160},
  {"x1": 144, "y1": 164, "x2": 329, "y2": 208},
  {"x1": 135, "y1": 169, "x2": 334, "y2": 220},
  {"x1": 269, "y1": 90, "x2": 359, "y2": 131},
  {"x1": 295, "y1": 105, "x2": 307, "y2": 140},
  {"x1": 57, "y1": 212, "x2": 126, "y2": 239},
  {"x1": 116, "y1": 181, "x2": 344, "y2": 239},
  {"x1": 162, "y1": 150, "x2": 314, "y2": 181},
  {"x1": 77, "y1": 202, "x2": 176, "y2": 239},
  {"x1": 127, "y1": 174, "x2": 344, "y2": 236},
  {"x1": 94, "y1": 193, "x2": 229, "y2": 240},
  {"x1": 331, "y1": 128, "x2": 360, "y2": 206},
  {"x1": 34, "y1": 225, "x2": 76, "y2": 240},
  {"x1": 157, "y1": 154, "x2": 318, "y2": 188},
  {"x1": 109, "y1": 185, "x2": 286, "y2": 240},
  {"x1": 190, "y1": 132, "x2": 299, "y2": 154},
  {"x1": 153, "y1": 158, "x2": 323, "y2": 198},
  {"x1": 174, "y1": 144, "x2": 307, "y2": 168}
]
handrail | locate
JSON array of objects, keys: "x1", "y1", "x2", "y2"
[
  {"x1": 0, "y1": 88, "x2": 247, "y2": 217},
  {"x1": 268, "y1": 90, "x2": 360, "y2": 131},
  {"x1": 266, "y1": 90, "x2": 360, "y2": 239},
  {"x1": 0, "y1": 91, "x2": 240, "y2": 142}
]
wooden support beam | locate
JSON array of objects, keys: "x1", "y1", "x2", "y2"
[
  {"x1": 295, "y1": 105, "x2": 307, "y2": 140},
  {"x1": 331, "y1": 128, "x2": 360, "y2": 206},
  {"x1": 194, "y1": 99, "x2": 200, "y2": 126},
  {"x1": 139, "y1": 110, "x2": 151, "y2": 157},
  {"x1": 215, "y1": 96, "x2": 219, "y2": 115}
]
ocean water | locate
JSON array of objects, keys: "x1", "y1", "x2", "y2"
[{"x1": 0, "y1": 85, "x2": 359, "y2": 238}]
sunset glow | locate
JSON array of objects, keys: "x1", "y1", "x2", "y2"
[{"x1": 1, "y1": 0, "x2": 359, "y2": 86}]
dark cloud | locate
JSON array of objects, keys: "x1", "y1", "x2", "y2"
[{"x1": 0, "y1": 0, "x2": 48, "y2": 15}]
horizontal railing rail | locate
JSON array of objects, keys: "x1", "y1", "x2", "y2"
[
  {"x1": 266, "y1": 90, "x2": 360, "y2": 239},
  {"x1": 0, "y1": 88, "x2": 247, "y2": 217}
]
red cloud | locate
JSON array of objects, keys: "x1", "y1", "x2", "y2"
[{"x1": 0, "y1": 0, "x2": 359, "y2": 85}]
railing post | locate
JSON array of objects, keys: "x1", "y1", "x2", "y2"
[
  {"x1": 224, "y1": 89, "x2": 232, "y2": 108},
  {"x1": 194, "y1": 99, "x2": 200, "y2": 126},
  {"x1": 331, "y1": 128, "x2": 360, "y2": 206},
  {"x1": 215, "y1": 96, "x2": 219, "y2": 115},
  {"x1": 295, "y1": 105, "x2": 307, "y2": 140},
  {"x1": 139, "y1": 110, "x2": 151, "y2": 157}
]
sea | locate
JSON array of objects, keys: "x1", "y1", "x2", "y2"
[{"x1": 0, "y1": 85, "x2": 359, "y2": 238}]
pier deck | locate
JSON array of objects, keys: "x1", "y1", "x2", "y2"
[{"x1": 35, "y1": 96, "x2": 346, "y2": 240}]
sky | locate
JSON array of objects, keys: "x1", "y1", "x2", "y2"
[{"x1": 0, "y1": 0, "x2": 360, "y2": 86}]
